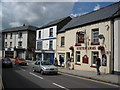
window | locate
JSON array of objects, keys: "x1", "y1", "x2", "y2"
[
  {"x1": 91, "y1": 29, "x2": 99, "y2": 45},
  {"x1": 61, "y1": 37, "x2": 65, "y2": 47},
  {"x1": 76, "y1": 32, "x2": 84, "y2": 44},
  {"x1": 49, "y1": 28, "x2": 53, "y2": 37},
  {"x1": 5, "y1": 33, "x2": 7, "y2": 39},
  {"x1": 39, "y1": 31, "x2": 41, "y2": 39},
  {"x1": 5, "y1": 42, "x2": 7, "y2": 47},
  {"x1": 18, "y1": 41, "x2": 22, "y2": 46},
  {"x1": 49, "y1": 40, "x2": 53, "y2": 49},
  {"x1": 92, "y1": 52, "x2": 99, "y2": 65},
  {"x1": 76, "y1": 51, "x2": 80, "y2": 63},
  {"x1": 18, "y1": 32, "x2": 22, "y2": 38},
  {"x1": 10, "y1": 42, "x2": 12, "y2": 47},
  {"x1": 37, "y1": 41, "x2": 42, "y2": 50},
  {"x1": 10, "y1": 33, "x2": 12, "y2": 39}
]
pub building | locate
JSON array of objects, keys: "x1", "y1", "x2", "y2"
[{"x1": 56, "y1": 2, "x2": 120, "y2": 74}]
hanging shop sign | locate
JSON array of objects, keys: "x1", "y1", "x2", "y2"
[{"x1": 77, "y1": 47, "x2": 96, "y2": 50}]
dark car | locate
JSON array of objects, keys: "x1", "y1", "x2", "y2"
[
  {"x1": 2, "y1": 58, "x2": 13, "y2": 68},
  {"x1": 14, "y1": 58, "x2": 27, "y2": 66}
]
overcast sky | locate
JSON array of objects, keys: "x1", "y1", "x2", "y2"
[{"x1": 0, "y1": 0, "x2": 119, "y2": 30}]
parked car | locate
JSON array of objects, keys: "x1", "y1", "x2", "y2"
[
  {"x1": 33, "y1": 60, "x2": 58, "y2": 75},
  {"x1": 14, "y1": 58, "x2": 27, "y2": 66},
  {"x1": 2, "y1": 58, "x2": 13, "y2": 68}
]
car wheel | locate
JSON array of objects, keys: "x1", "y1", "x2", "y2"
[
  {"x1": 33, "y1": 69, "x2": 36, "y2": 72},
  {"x1": 40, "y1": 70, "x2": 44, "y2": 75}
]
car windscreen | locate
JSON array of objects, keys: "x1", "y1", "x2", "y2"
[
  {"x1": 41, "y1": 61, "x2": 52, "y2": 65},
  {"x1": 3, "y1": 58, "x2": 11, "y2": 61}
]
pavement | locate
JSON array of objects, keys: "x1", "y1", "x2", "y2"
[{"x1": 58, "y1": 67, "x2": 120, "y2": 86}]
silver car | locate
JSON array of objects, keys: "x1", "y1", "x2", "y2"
[{"x1": 33, "y1": 60, "x2": 58, "y2": 75}]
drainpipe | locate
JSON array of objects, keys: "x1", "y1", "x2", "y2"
[{"x1": 111, "y1": 19, "x2": 114, "y2": 74}]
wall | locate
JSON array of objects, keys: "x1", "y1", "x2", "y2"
[
  {"x1": 114, "y1": 17, "x2": 120, "y2": 73},
  {"x1": 57, "y1": 20, "x2": 112, "y2": 73},
  {"x1": 36, "y1": 26, "x2": 57, "y2": 51}
]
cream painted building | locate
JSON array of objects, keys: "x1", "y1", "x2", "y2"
[{"x1": 56, "y1": 2, "x2": 120, "y2": 74}]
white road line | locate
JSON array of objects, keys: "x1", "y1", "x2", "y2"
[
  {"x1": 19, "y1": 68, "x2": 25, "y2": 71},
  {"x1": 53, "y1": 83, "x2": 69, "y2": 90},
  {"x1": 29, "y1": 72, "x2": 43, "y2": 79}
]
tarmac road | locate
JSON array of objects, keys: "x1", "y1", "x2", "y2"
[{"x1": 2, "y1": 63, "x2": 120, "y2": 90}]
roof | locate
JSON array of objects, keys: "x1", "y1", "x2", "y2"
[
  {"x1": 58, "y1": 1, "x2": 120, "y2": 33},
  {"x1": 37, "y1": 16, "x2": 71, "y2": 29},
  {"x1": 2, "y1": 25, "x2": 38, "y2": 32}
]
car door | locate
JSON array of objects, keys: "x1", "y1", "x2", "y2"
[{"x1": 34, "y1": 61, "x2": 39, "y2": 71}]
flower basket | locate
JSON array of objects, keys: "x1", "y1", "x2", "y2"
[{"x1": 98, "y1": 46, "x2": 104, "y2": 50}]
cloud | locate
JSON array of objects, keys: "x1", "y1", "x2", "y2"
[
  {"x1": 70, "y1": 12, "x2": 88, "y2": 17},
  {"x1": 9, "y1": 22, "x2": 21, "y2": 27},
  {"x1": 2, "y1": 2, "x2": 74, "y2": 29},
  {"x1": 94, "y1": 4, "x2": 100, "y2": 11}
]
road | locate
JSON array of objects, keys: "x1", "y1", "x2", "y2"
[{"x1": 2, "y1": 62, "x2": 120, "y2": 90}]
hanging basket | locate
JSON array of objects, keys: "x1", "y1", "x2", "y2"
[
  {"x1": 69, "y1": 46, "x2": 74, "y2": 50},
  {"x1": 98, "y1": 46, "x2": 104, "y2": 50}
]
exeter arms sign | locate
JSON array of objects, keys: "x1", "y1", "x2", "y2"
[{"x1": 77, "y1": 47, "x2": 96, "y2": 50}]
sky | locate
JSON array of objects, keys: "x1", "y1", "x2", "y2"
[{"x1": 0, "y1": 0, "x2": 120, "y2": 30}]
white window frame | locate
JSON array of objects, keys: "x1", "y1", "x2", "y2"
[
  {"x1": 76, "y1": 51, "x2": 80, "y2": 64},
  {"x1": 92, "y1": 52, "x2": 99, "y2": 66},
  {"x1": 92, "y1": 29, "x2": 99, "y2": 43}
]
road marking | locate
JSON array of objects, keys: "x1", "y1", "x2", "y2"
[
  {"x1": 29, "y1": 72, "x2": 43, "y2": 79},
  {"x1": 19, "y1": 68, "x2": 25, "y2": 71},
  {"x1": 59, "y1": 72, "x2": 120, "y2": 87},
  {"x1": 53, "y1": 83, "x2": 69, "y2": 90}
]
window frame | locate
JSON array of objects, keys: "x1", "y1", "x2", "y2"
[
  {"x1": 61, "y1": 37, "x2": 65, "y2": 47},
  {"x1": 76, "y1": 51, "x2": 81, "y2": 63},
  {"x1": 91, "y1": 51, "x2": 99, "y2": 66},
  {"x1": 49, "y1": 28, "x2": 53, "y2": 37},
  {"x1": 38, "y1": 31, "x2": 41, "y2": 39},
  {"x1": 18, "y1": 41, "x2": 22, "y2": 47},
  {"x1": 91, "y1": 29, "x2": 99, "y2": 45},
  {"x1": 49, "y1": 40, "x2": 53, "y2": 49}
]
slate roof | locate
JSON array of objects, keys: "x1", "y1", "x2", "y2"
[
  {"x1": 58, "y1": 2, "x2": 120, "y2": 33},
  {"x1": 2, "y1": 25, "x2": 38, "y2": 32},
  {"x1": 37, "y1": 16, "x2": 71, "y2": 29}
]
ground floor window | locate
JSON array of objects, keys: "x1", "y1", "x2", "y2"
[
  {"x1": 5, "y1": 51, "x2": 14, "y2": 58},
  {"x1": 76, "y1": 51, "x2": 80, "y2": 63},
  {"x1": 92, "y1": 52, "x2": 99, "y2": 66},
  {"x1": 36, "y1": 53, "x2": 42, "y2": 60},
  {"x1": 44, "y1": 53, "x2": 50, "y2": 60}
]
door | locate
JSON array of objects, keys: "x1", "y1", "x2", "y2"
[{"x1": 50, "y1": 53, "x2": 54, "y2": 64}]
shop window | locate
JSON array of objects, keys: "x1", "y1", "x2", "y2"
[
  {"x1": 91, "y1": 29, "x2": 100, "y2": 45},
  {"x1": 49, "y1": 28, "x2": 53, "y2": 37},
  {"x1": 76, "y1": 51, "x2": 80, "y2": 63},
  {"x1": 91, "y1": 52, "x2": 99, "y2": 66},
  {"x1": 102, "y1": 54, "x2": 107, "y2": 66},
  {"x1": 61, "y1": 37, "x2": 65, "y2": 47}
]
